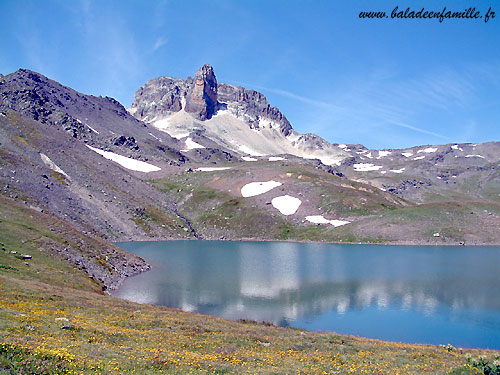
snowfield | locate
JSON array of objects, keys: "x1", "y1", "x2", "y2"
[
  {"x1": 417, "y1": 147, "x2": 438, "y2": 154},
  {"x1": 377, "y1": 150, "x2": 391, "y2": 159},
  {"x1": 183, "y1": 137, "x2": 205, "y2": 150},
  {"x1": 305, "y1": 215, "x2": 350, "y2": 227},
  {"x1": 40, "y1": 153, "x2": 70, "y2": 178},
  {"x1": 241, "y1": 156, "x2": 258, "y2": 161},
  {"x1": 148, "y1": 109, "x2": 348, "y2": 166},
  {"x1": 269, "y1": 156, "x2": 286, "y2": 161},
  {"x1": 330, "y1": 219, "x2": 351, "y2": 227},
  {"x1": 240, "y1": 181, "x2": 282, "y2": 197},
  {"x1": 353, "y1": 163, "x2": 383, "y2": 172},
  {"x1": 465, "y1": 154, "x2": 485, "y2": 159},
  {"x1": 195, "y1": 167, "x2": 232, "y2": 172},
  {"x1": 390, "y1": 168, "x2": 405, "y2": 174},
  {"x1": 238, "y1": 145, "x2": 264, "y2": 156},
  {"x1": 271, "y1": 195, "x2": 302, "y2": 215},
  {"x1": 86, "y1": 145, "x2": 161, "y2": 172},
  {"x1": 86, "y1": 124, "x2": 99, "y2": 134}
]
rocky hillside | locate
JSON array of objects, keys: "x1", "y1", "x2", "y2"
[
  {"x1": 0, "y1": 69, "x2": 200, "y2": 241},
  {"x1": 335, "y1": 142, "x2": 500, "y2": 203},
  {"x1": 1, "y1": 66, "x2": 500, "y2": 245}
]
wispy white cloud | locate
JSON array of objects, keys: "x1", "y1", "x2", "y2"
[
  {"x1": 153, "y1": 0, "x2": 169, "y2": 29},
  {"x1": 388, "y1": 68, "x2": 477, "y2": 111},
  {"x1": 320, "y1": 63, "x2": 494, "y2": 146},
  {"x1": 153, "y1": 37, "x2": 168, "y2": 51},
  {"x1": 78, "y1": 0, "x2": 143, "y2": 102},
  {"x1": 230, "y1": 81, "x2": 343, "y2": 110},
  {"x1": 387, "y1": 121, "x2": 451, "y2": 141}
]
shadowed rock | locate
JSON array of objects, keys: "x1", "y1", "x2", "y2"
[{"x1": 185, "y1": 64, "x2": 218, "y2": 120}]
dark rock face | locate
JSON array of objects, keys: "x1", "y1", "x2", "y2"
[
  {"x1": 111, "y1": 135, "x2": 139, "y2": 151},
  {"x1": 184, "y1": 64, "x2": 218, "y2": 120}
]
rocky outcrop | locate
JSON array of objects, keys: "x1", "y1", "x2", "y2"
[
  {"x1": 184, "y1": 64, "x2": 218, "y2": 120},
  {"x1": 218, "y1": 83, "x2": 293, "y2": 136},
  {"x1": 130, "y1": 65, "x2": 293, "y2": 136},
  {"x1": 111, "y1": 135, "x2": 139, "y2": 151},
  {"x1": 293, "y1": 133, "x2": 333, "y2": 151},
  {"x1": 132, "y1": 76, "x2": 187, "y2": 121}
]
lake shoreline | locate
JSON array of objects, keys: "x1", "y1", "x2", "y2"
[{"x1": 113, "y1": 236, "x2": 497, "y2": 247}]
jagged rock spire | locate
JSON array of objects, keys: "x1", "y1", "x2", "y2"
[{"x1": 184, "y1": 64, "x2": 218, "y2": 120}]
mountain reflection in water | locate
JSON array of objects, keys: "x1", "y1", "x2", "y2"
[{"x1": 113, "y1": 241, "x2": 500, "y2": 349}]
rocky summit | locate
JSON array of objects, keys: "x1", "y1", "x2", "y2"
[{"x1": 131, "y1": 64, "x2": 292, "y2": 135}]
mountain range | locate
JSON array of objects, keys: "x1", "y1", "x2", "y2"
[{"x1": 1, "y1": 64, "x2": 500, "y2": 256}]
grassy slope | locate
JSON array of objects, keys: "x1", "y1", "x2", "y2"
[
  {"x1": 1, "y1": 198, "x2": 498, "y2": 374},
  {"x1": 150, "y1": 163, "x2": 500, "y2": 245},
  {"x1": 151, "y1": 163, "x2": 407, "y2": 242}
]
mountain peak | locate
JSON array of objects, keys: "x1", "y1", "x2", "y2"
[
  {"x1": 184, "y1": 64, "x2": 218, "y2": 120},
  {"x1": 130, "y1": 65, "x2": 295, "y2": 138}
]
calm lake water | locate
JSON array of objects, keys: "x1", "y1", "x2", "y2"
[{"x1": 113, "y1": 241, "x2": 500, "y2": 349}]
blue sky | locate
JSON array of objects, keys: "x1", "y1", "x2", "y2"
[{"x1": 1, "y1": 0, "x2": 499, "y2": 149}]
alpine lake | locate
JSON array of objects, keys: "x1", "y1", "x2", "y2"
[{"x1": 113, "y1": 241, "x2": 500, "y2": 349}]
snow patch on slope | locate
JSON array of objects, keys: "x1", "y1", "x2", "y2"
[
  {"x1": 353, "y1": 163, "x2": 383, "y2": 172},
  {"x1": 271, "y1": 195, "x2": 302, "y2": 215},
  {"x1": 148, "y1": 132, "x2": 162, "y2": 142},
  {"x1": 183, "y1": 137, "x2": 205, "y2": 150},
  {"x1": 390, "y1": 168, "x2": 405, "y2": 174},
  {"x1": 148, "y1": 109, "x2": 348, "y2": 166},
  {"x1": 417, "y1": 147, "x2": 438, "y2": 154},
  {"x1": 86, "y1": 145, "x2": 161, "y2": 172},
  {"x1": 240, "y1": 181, "x2": 282, "y2": 197},
  {"x1": 305, "y1": 215, "x2": 350, "y2": 227},
  {"x1": 238, "y1": 145, "x2": 264, "y2": 156},
  {"x1": 195, "y1": 167, "x2": 231, "y2": 172},
  {"x1": 465, "y1": 154, "x2": 485, "y2": 159},
  {"x1": 153, "y1": 117, "x2": 191, "y2": 139},
  {"x1": 40, "y1": 154, "x2": 70, "y2": 179},
  {"x1": 377, "y1": 150, "x2": 391, "y2": 159}
]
